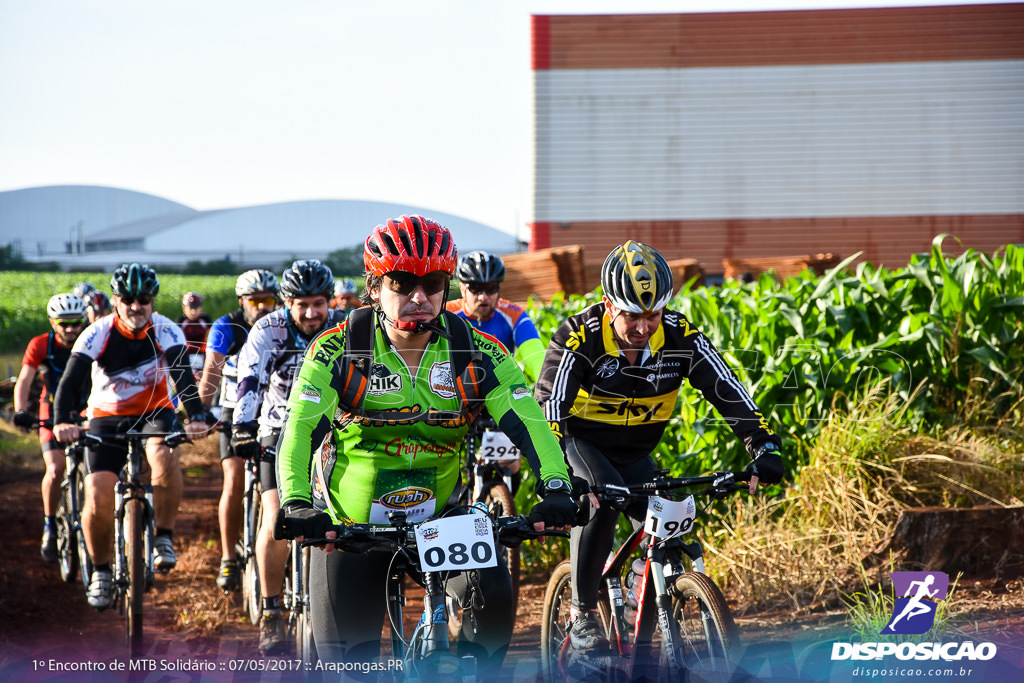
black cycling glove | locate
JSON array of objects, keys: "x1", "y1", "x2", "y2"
[
  {"x1": 274, "y1": 500, "x2": 334, "y2": 541},
  {"x1": 13, "y1": 410, "x2": 36, "y2": 430},
  {"x1": 745, "y1": 444, "x2": 785, "y2": 485},
  {"x1": 231, "y1": 422, "x2": 261, "y2": 461},
  {"x1": 527, "y1": 491, "x2": 580, "y2": 528}
]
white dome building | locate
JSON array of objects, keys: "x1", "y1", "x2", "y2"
[{"x1": 1, "y1": 185, "x2": 521, "y2": 270}]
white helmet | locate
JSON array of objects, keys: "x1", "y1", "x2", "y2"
[
  {"x1": 334, "y1": 278, "x2": 357, "y2": 296},
  {"x1": 235, "y1": 269, "x2": 280, "y2": 297},
  {"x1": 47, "y1": 293, "x2": 88, "y2": 319}
]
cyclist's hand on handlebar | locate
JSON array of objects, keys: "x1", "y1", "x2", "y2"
[
  {"x1": 744, "y1": 445, "x2": 785, "y2": 492},
  {"x1": 277, "y1": 501, "x2": 338, "y2": 553},
  {"x1": 527, "y1": 491, "x2": 579, "y2": 535},
  {"x1": 230, "y1": 422, "x2": 261, "y2": 461},
  {"x1": 53, "y1": 423, "x2": 83, "y2": 444}
]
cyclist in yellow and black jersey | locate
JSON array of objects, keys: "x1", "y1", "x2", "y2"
[{"x1": 534, "y1": 241, "x2": 784, "y2": 653}]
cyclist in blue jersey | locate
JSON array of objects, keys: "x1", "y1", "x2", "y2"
[
  {"x1": 446, "y1": 251, "x2": 544, "y2": 384},
  {"x1": 197, "y1": 269, "x2": 280, "y2": 592}
]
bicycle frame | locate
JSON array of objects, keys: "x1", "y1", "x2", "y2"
[{"x1": 544, "y1": 471, "x2": 746, "y2": 679}]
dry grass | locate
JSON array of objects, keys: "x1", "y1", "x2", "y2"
[{"x1": 706, "y1": 382, "x2": 1024, "y2": 614}]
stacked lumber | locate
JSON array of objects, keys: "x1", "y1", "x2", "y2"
[
  {"x1": 501, "y1": 245, "x2": 587, "y2": 303},
  {"x1": 722, "y1": 253, "x2": 842, "y2": 281}
]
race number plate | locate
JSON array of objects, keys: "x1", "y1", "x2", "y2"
[
  {"x1": 479, "y1": 430, "x2": 520, "y2": 462},
  {"x1": 644, "y1": 495, "x2": 696, "y2": 540},
  {"x1": 416, "y1": 514, "x2": 498, "y2": 572}
]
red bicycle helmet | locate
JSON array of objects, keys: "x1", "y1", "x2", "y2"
[{"x1": 363, "y1": 215, "x2": 458, "y2": 278}]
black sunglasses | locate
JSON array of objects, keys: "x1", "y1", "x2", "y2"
[
  {"x1": 467, "y1": 283, "x2": 500, "y2": 296},
  {"x1": 384, "y1": 272, "x2": 450, "y2": 297},
  {"x1": 120, "y1": 294, "x2": 154, "y2": 306}
]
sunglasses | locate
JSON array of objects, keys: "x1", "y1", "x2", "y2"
[
  {"x1": 384, "y1": 272, "x2": 450, "y2": 297},
  {"x1": 56, "y1": 319, "x2": 84, "y2": 328},
  {"x1": 467, "y1": 283, "x2": 500, "y2": 296},
  {"x1": 120, "y1": 295, "x2": 153, "y2": 306},
  {"x1": 244, "y1": 296, "x2": 278, "y2": 307}
]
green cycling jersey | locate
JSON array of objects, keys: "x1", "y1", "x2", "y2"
[{"x1": 277, "y1": 313, "x2": 570, "y2": 525}]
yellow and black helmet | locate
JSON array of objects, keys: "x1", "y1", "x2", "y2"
[{"x1": 600, "y1": 241, "x2": 674, "y2": 314}]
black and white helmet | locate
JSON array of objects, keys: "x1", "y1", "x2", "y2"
[
  {"x1": 280, "y1": 259, "x2": 334, "y2": 299},
  {"x1": 235, "y1": 269, "x2": 279, "y2": 297},
  {"x1": 47, "y1": 293, "x2": 88, "y2": 319},
  {"x1": 456, "y1": 251, "x2": 506, "y2": 285}
]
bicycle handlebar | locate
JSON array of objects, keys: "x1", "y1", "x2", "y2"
[
  {"x1": 587, "y1": 470, "x2": 751, "y2": 509},
  {"x1": 287, "y1": 514, "x2": 567, "y2": 552},
  {"x1": 80, "y1": 429, "x2": 192, "y2": 449}
]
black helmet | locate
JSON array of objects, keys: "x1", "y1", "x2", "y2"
[
  {"x1": 600, "y1": 241, "x2": 673, "y2": 314},
  {"x1": 456, "y1": 251, "x2": 506, "y2": 285},
  {"x1": 73, "y1": 281, "x2": 96, "y2": 299},
  {"x1": 235, "y1": 269, "x2": 279, "y2": 297},
  {"x1": 111, "y1": 263, "x2": 160, "y2": 299},
  {"x1": 280, "y1": 259, "x2": 334, "y2": 299}
]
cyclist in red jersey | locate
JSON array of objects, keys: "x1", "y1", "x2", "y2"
[
  {"x1": 13, "y1": 293, "x2": 90, "y2": 562},
  {"x1": 177, "y1": 291, "x2": 213, "y2": 355},
  {"x1": 83, "y1": 291, "x2": 111, "y2": 324}
]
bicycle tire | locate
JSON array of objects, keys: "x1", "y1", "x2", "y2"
[
  {"x1": 57, "y1": 477, "x2": 78, "y2": 583},
  {"x1": 540, "y1": 560, "x2": 573, "y2": 676},
  {"x1": 481, "y1": 483, "x2": 520, "y2": 615},
  {"x1": 244, "y1": 482, "x2": 263, "y2": 625},
  {"x1": 74, "y1": 462, "x2": 93, "y2": 596},
  {"x1": 667, "y1": 572, "x2": 738, "y2": 674},
  {"x1": 125, "y1": 498, "x2": 146, "y2": 657}
]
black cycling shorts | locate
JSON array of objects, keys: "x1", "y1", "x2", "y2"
[{"x1": 85, "y1": 408, "x2": 180, "y2": 475}]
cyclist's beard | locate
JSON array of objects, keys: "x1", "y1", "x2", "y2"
[
  {"x1": 243, "y1": 308, "x2": 270, "y2": 326},
  {"x1": 295, "y1": 315, "x2": 325, "y2": 338},
  {"x1": 56, "y1": 328, "x2": 81, "y2": 347}
]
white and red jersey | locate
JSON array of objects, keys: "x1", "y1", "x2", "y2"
[{"x1": 72, "y1": 312, "x2": 188, "y2": 418}]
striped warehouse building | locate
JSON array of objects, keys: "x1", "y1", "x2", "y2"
[{"x1": 530, "y1": 3, "x2": 1024, "y2": 273}]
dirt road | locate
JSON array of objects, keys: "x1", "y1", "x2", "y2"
[{"x1": 2, "y1": 435, "x2": 1021, "y2": 681}]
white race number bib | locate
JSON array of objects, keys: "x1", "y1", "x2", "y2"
[
  {"x1": 416, "y1": 514, "x2": 497, "y2": 572},
  {"x1": 644, "y1": 495, "x2": 696, "y2": 540}
]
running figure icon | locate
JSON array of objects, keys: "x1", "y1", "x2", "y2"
[{"x1": 882, "y1": 571, "x2": 949, "y2": 635}]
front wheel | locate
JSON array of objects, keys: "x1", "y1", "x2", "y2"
[
  {"x1": 294, "y1": 546, "x2": 316, "y2": 664},
  {"x1": 667, "y1": 572, "x2": 738, "y2": 674},
  {"x1": 125, "y1": 499, "x2": 146, "y2": 657},
  {"x1": 56, "y1": 479, "x2": 78, "y2": 583},
  {"x1": 243, "y1": 482, "x2": 263, "y2": 625},
  {"x1": 74, "y1": 462, "x2": 93, "y2": 596},
  {"x1": 540, "y1": 560, "x2": 573, "y2": 677},
  {"x1": 481, "y1": 483, "x2": 520, "y2": 616}
]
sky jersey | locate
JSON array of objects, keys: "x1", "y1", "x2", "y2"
[
  {"x1": 535, "y1": 303, "x2": 780, "y2": 464},
  {"x1": 233, "y1": 307, "x2": 348, "y2": 437},
  {"x1": 70, "y1": 312, "x2": 187, "y2": 419},
  {"x1": 446, "y1": 298, "x2": 545, "y2": 382},
  {"x1": 278, "y1": 312, "x2": 570, "y2": 526}
]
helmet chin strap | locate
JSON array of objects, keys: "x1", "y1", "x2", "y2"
[
  {"x1": 373, "y1": 276, "x2": 453, "y2": 339},
  {"x1": 375, "y1": 308, "x2": 450, "y2": 339}
]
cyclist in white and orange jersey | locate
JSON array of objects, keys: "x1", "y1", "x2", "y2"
[{"x1": 52, "y1": 263, "x2": 213, "y2": 609}]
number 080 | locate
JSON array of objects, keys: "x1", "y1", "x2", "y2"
[{"x1": 423, "y1": 542, "x2": 493, "y2": 568}]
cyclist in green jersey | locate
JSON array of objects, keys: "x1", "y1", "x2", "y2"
[{"x1": 276, "y1": 215, "x2": 577, "y2": 674}]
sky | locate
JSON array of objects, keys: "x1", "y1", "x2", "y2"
[{"x1": 0, "y1": 0, "x2": 1010, "y2": 241}]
